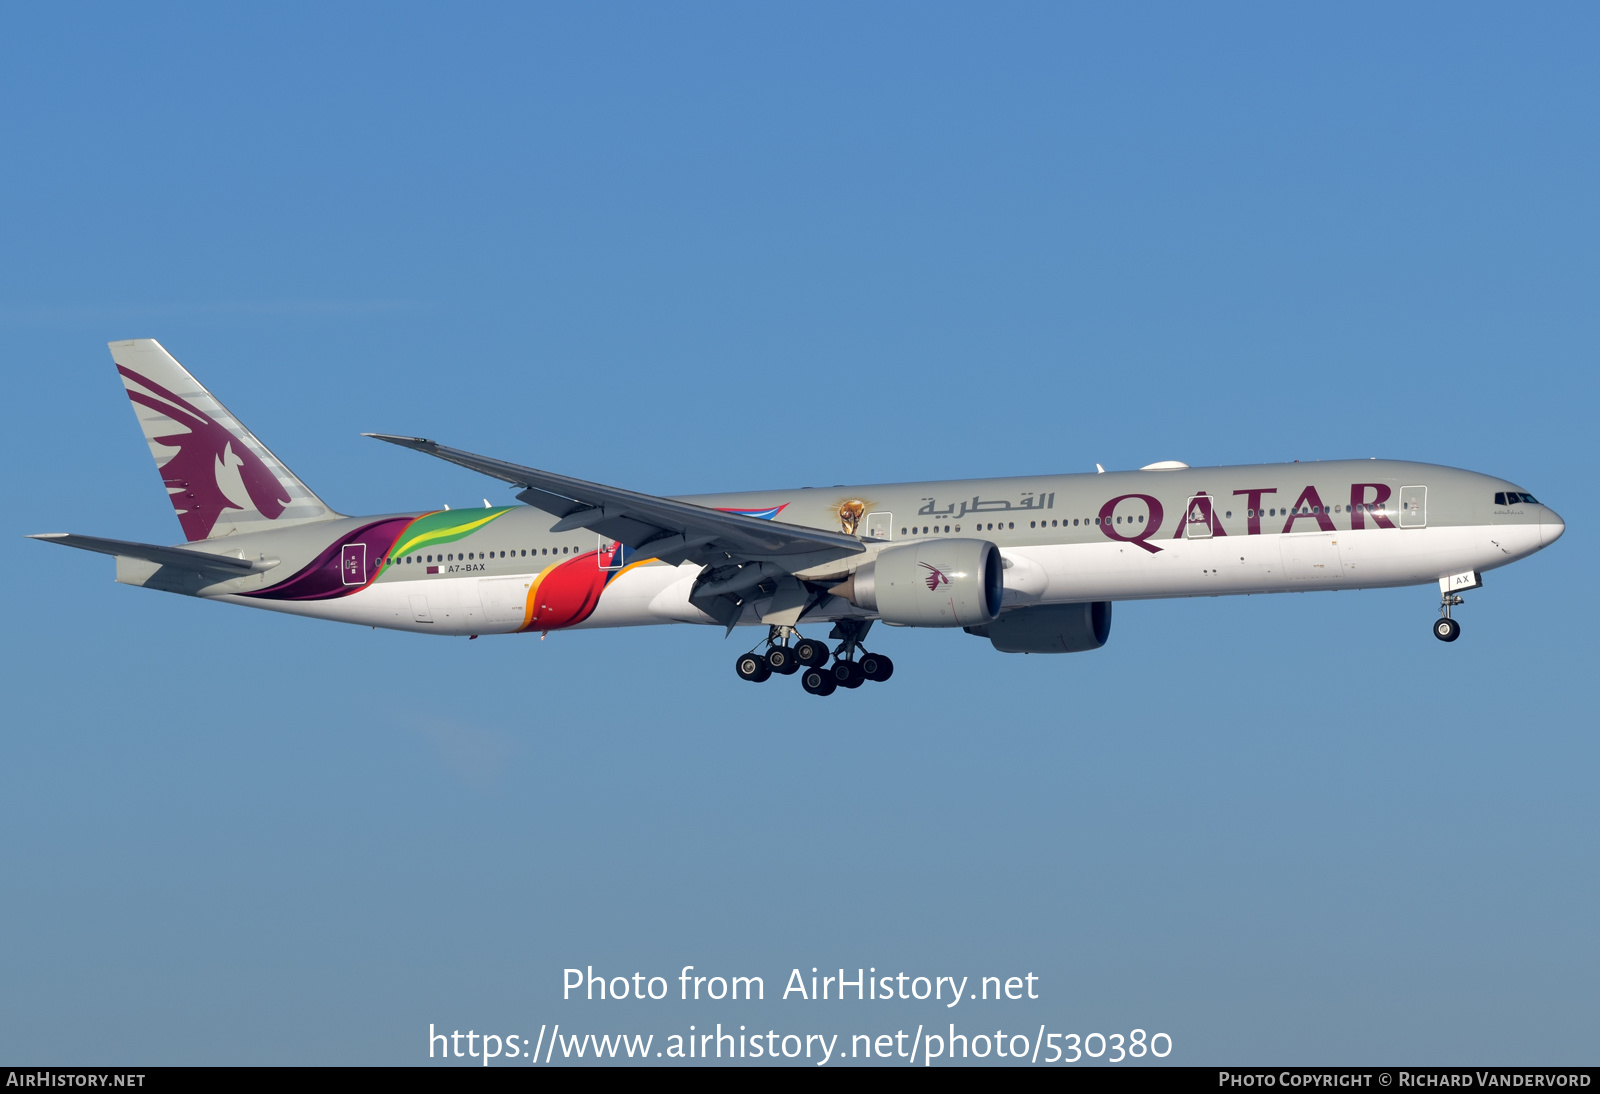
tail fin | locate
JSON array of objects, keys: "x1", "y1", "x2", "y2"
[{"x1": 109, "y1": 339, "x2": 340, "y2": 542}]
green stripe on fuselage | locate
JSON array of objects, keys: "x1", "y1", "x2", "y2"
[{"x1": 390, "y1": 508, "x2": 513, "y2": 560}]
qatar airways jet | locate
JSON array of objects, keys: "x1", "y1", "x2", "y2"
[{"x1": 32, "y1": 340, "x2": 1565, "y2": 695}]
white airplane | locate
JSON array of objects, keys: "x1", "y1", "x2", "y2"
[{"x1": 32, "y1": 340, "x2": 1564, "y2": 694}]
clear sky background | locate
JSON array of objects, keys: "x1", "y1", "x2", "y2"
[{"x1": 2, "y1": 3, "x2": 1595, "y2": 1066}]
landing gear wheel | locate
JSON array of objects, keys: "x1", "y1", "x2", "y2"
[
  {"x1": 766, "y1": 645, "x2": 800, "y2": 674},
  {"x1": 859, "y1": 653, "x2": 894, "y2": 682},
  {"x1": 735, "y1": 652, "x2": 772, "y2": 681},
  {"x1": 1433, "y1": 617, "x2": 1460, "y2": 643},
  {"x1": 801, "y1": 667, "x2": 837, "y2": 695},
  {"x1": 831, "y1": 660, "x2": 866, "y2": 689},
  {"x1": 794, "y1": 638, "x2": 830, "y2": 667}
]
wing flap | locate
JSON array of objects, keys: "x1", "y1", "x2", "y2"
[{"x1": 514, "y1": 484, "x2": 592, "y2": 520}]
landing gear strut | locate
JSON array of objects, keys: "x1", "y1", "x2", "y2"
[
  {"x1": 737, "y1": 626, "x2": 794, "y2": 682},
  {"x1": 764, "y1": 625, "x2": 801, "y2": 675},
  {"x1": 1434, "y1": 591, "x2": 1463, "y2": 643}
]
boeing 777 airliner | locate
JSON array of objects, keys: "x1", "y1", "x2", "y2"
[{"x1": 32, "y1": 340, "x2": 1565, "y2": 695}]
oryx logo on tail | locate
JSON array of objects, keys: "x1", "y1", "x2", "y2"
[
  {"x1": 111, "y1": 339, "x2": 336, "y2": 541},
  {"x1": 119, "y1": 365, "x2": 290, "y2": 541}
]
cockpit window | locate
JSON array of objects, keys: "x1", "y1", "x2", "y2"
[{"x1": 1495, "y1": 491, "x2": 1540, "y2": 506}]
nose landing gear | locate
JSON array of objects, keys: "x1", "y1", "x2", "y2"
[{"x1": 1434, "y1": 591, "x2": 1464, "y2": 643}]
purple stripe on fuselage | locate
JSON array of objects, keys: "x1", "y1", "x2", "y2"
[{"x1": 243, "y1": 517, "x2": 414, "y2": 601}]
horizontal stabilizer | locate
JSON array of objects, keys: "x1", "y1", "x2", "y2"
[{"x1": 28, "y1": 533, "x2": 279, "y2": 574}]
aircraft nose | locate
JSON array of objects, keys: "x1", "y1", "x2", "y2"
[{"x1": 1542, "y1": 510, "x2": 1565, "y2": 547}]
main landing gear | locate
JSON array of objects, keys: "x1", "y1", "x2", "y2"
[
  {"x1": 1434, "y1": 590, "x2": 1464, "y2": 643},
  {"x1": 736, "y1": 622, "x2": 894, "y2": 695}
]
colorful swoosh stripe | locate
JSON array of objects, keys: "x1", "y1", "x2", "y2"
[
  {"x1": 516, "y1": 541, "x2": 653, "y2": 632},
  {"x1": 242, "y1": 503, "x2": 786, "y2": 627},
  {"x1": 517, "y1": 502, "x2": 786, "y2": 629},
  {"x1": 716, "y1": 503, "x2": 788, "y2": 521},
  {"x1": 243, "y1": 508, "x2": 513, "y2": 601},
  {"x1": 389, "y1": 508, "x2": 512, "y2": 561}
]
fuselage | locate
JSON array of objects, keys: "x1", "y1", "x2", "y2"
[{"x1": 118, "y1": 459, "x2": 1562, "y2": 638}]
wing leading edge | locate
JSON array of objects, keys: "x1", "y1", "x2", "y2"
[{"x1": 363, "y1": 434, "x2": 866, "y2": 628}]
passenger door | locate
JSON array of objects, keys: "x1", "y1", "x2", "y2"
[
  {"x1": 340, "y1": 543, "x2": 367, "y2": 585},
  {"x1": 1399, "y1": 486, "x2": 1427, "y2": 528}
]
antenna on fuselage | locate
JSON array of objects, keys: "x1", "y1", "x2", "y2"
[{"x1": 1096, "y1": 463, "x2": 1105, "y2": 473}]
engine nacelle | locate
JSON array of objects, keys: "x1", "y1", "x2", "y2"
[
  {"x1": 964, "y1": 601, "x2": 1112, "y2": 654},
  {"x1": 839, "y1": 539, "x2": 1002, "y2": 628}
]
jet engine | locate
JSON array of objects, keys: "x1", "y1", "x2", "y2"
[
  {"x1": 964, "y1": 601, "x2": 1112, "y2": 654},
  {"x1": 834, "y1": 539, "x2": 1002, "y2": 628}
]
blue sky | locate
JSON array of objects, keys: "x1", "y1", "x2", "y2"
[{"x1": 2, "y1": 3, "x2": 1595, "y2": 1065}]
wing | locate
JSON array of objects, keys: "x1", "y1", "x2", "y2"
[{"x1": 364, "y1": 434, "x2": 866, "y2": 627}]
